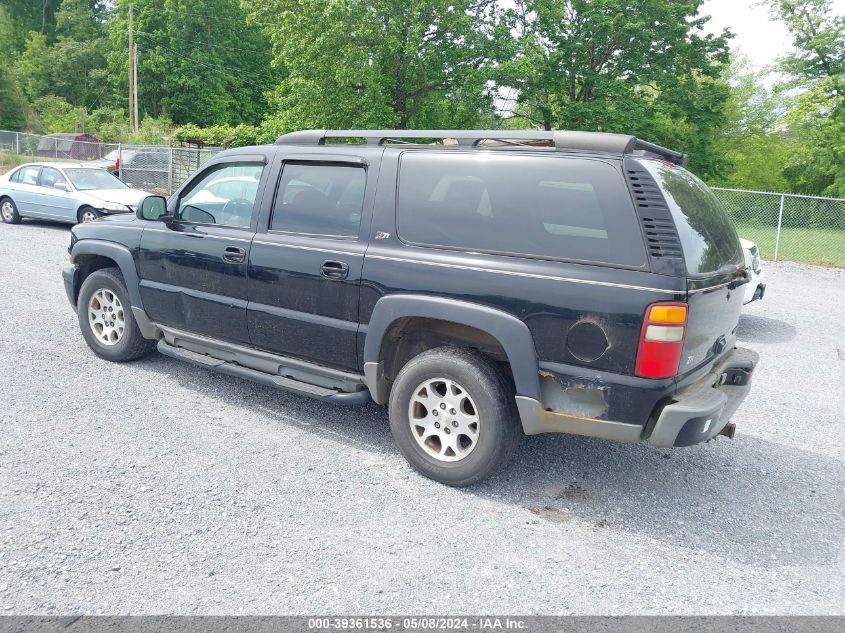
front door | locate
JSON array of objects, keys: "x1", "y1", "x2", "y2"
[
  {"x1": 137, "y1": 157, "x2": 268, "y2": 344},
  {"x1": 34, "y1": 167, "x2": 75, "y2": 222},
  {"x1": 247, "y1": 155, "x2": 377, "y2": 371}
]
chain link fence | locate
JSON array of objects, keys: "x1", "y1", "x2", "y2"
[
  {"x1": 712, "y1": 187, "x2": 845, "y2": 268},
  {"x1": 3, "y1": 129, "x2": 844, "y2": 267},
  {"x1": 0, "y1": 129, "x2": 221, "y2": 197}
]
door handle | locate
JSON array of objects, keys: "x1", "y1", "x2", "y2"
[
  {"x1": 321, "y1": 260, "x2": 349, "y2": 279},
  {"x1": 222, "y1": 245, "x2": 246, "y2": 263}
]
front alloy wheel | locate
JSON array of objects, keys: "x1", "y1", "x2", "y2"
[
  {"x1": 80, "y1": 208, "x2": 100, "y2": 223},
  {"x1": 88, "y1": 288, "x2": 126, "y2": 346}
]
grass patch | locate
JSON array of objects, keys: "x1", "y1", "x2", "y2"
[
  {"x1": 735, "y1": 223, "x2": 845, "y2": 267},
  {"x1": 0, "y1": 152, "x2": 78, "y2": 172}
]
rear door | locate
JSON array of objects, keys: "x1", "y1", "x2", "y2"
[
  {"x1": 137, "y1": 155, "x2": 270, "y2": 344},
  {"x1": 246, "y1": 151, "x2": 379, "y2": 371},
  {"x1": 640, "y1": 160, "x2": 746, "y2": 378},
  {"x1": 9, "y1": 165, "x2": 42, "y2": 215}
]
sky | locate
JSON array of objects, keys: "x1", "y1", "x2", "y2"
[{"x1": 701, "y1": 0, "x2": 845, "y2": 70}]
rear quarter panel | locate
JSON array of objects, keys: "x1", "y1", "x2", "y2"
[{"x1": 360, "y1": 150, "x2": 686, "y2": 376}]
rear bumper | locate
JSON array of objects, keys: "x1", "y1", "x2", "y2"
[
  {"x1": 646, "y1": 347, "x2": 759, "y2": 447},
  {"x1": 514, "y1": 347, "x2": 758, "y2": 447}
]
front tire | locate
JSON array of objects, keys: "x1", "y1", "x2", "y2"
[
  {"x1": 78, "y1": 206, "x2": 101, "y2": 223},
  {"x1": 388, "y1": 347, "x2": 521, "y2": 486},
  {"x1": 77, "y1": 267, "x2": 154, "y2": 362},
  {"x1": 1, "y1": 197, "x2": 21, "y2": 224}
]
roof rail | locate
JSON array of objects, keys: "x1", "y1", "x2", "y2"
[{"x1": 274, "y1": 129, "x2": 688, "y2": 166}]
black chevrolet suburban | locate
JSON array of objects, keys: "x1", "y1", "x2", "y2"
[{"x1": 63, "y1": 129, "x2": 758, "y2": 485}]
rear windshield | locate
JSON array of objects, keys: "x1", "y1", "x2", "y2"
[
  {"x1": 396, "y1": 152, "x2": 646, "y2": 267},
  {"x1": 642, "y1": 161, "x2": 742, "y2": 276}
]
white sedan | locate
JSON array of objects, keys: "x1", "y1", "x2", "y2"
[
  {"x1": 0, "y1": 162, "x2": 151, "y2": 225},
  {"x1": 741, "y1": 238, "x2": 766, "y2": 304}
]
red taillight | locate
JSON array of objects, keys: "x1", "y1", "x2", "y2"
[{"x1": 635, "y1": 301, "x2": 688, "y2": 379}]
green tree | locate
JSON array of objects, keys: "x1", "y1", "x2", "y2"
[
  {"x1": 0, "y1": 0, "x2": 62, "y2": 46},
  {"x1": 245, "y1": 0, "x2": 501, "y2": 132},
  {"x1": 714, "y1": 56, "x2": 794, "y2": 192},
  {"x1": 497, "y1": 0, "x2": 731, "y2": 177},
  {"x1": 0, "y1": 5, "x2": 27, "y2": 130},
  {"x1": 12, "y1": 0, "x2": 109, "y2": 111},
  {"x1": 766, "y1": 0, "x2": 845, "y2": 196},
  {"x1": 108, "y1": 0, "x2": 277, "y2": 127}
]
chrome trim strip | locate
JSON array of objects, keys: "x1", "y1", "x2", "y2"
[
  {"x1": 251, "y1": 239, "x2": 361, "y2": 257},
  {"x1": 366, "y1": 254, "x2": 683, "y2": 294},
  {"x1": 141, "y1": 227, "x2": 253, "y2": 242},
  {"x1": 687, "y1": 282, "x2": 732, "y2": 294}
]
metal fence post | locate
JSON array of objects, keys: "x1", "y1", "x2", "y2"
[
  {"x1": 15, "y1": 132, "x2": 20, "y2": 156},
  {"x1": 774, "y1": 194, "x2": 785, "y2": 261},
  {"x1": 168, "y1": 147, "x2": 174, "y2": 194},
  {"x1": 118, "y1": 143, "x2": 122, "y2": 180}
]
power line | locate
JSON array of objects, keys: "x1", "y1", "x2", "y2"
[
  {"x1": 140, "y1": 5, "x2": 279, "y2": 30},
  {"x1": 134, "y1": 29, "x2": 270, "y2": 58},
  {"x1": 135, "y1": 40, "x2": 272, "y2": 91}
]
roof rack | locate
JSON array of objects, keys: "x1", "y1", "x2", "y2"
[{"x1": 274, "y1": 129, "x2": 689, "y2": 167}]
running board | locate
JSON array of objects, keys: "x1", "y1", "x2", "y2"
[{"x1": 156, "y1": 339, "x2": 370, "y2": 405}]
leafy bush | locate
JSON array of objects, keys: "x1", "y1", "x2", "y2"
[{"x1": 172, "y1": 123, "x2": 260, "y2": 148}]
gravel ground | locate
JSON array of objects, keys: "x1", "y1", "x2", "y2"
[{"x1": 0, "y1": 219, "x2": 843, "y2": 615}]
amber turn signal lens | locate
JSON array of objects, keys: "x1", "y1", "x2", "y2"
[{"x1": 648, "y1": 305, "x2": 687, "y2": 324}]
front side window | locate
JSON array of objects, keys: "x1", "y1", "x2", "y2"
[
  {"x1": 271, "y1": 162, "x2": 366, "y2": 237},
  {"x1": 177, "y1": 162, "x2": 265, "y2": 228},
  {"x1": 397, "y1": 152, "x2": 646, "y2": 267},
  {"x1": 65, "y1": 168, "x2": 126, "y2": 191},
  {"x1": 39, "y1": 167, "x2": 68, "y2": 190}
]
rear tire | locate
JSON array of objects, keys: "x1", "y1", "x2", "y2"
[
  {"x1": 78, "y1": 206, "x2": 101, "y2": 223},
  {"x1": 77, "y1": 267, "x2": 154, "y2": 362},
  {"x1": 388, "y1": 347, "x2": 521, "y2": 486},
  {"x1": 1, "y1": 197, "x2": 21, "y2": 224}
]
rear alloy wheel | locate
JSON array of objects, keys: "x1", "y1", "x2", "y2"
[
  {"x1": 78, "y1": 207, "x2": 101, "y2": 223},
  {"x1": 389, "y1": 347, "x2": 521, "y2": 486},
  {"x1": 1, "y1": 198, "x2": 21, "y2": 224},
  {"x1": 407, "y1": 377, "x2": 481, "y2": 462}
]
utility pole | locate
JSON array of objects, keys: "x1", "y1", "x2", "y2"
[
  {"x1": 128, "y1": 5, "x2": 137, "y2": 133},
  {"x1": 133, "y1": 42, "x2": 139, "y2": 132}
]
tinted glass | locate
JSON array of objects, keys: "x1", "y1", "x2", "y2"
[
  {"x1": 65, "y1": 169, "x2": 126, "y2": 191},
  {"x1": 271, "y1": 163, "x2": 366, "y2": 237},
  {"x1": 642, "y1": 161, "x2": 742, "y2": 275},
  {"x1": 39, "y1": 167, "x2": 67, "y2": 189},
  {"x1": 397, "y1": 152, "x2": 646, "y2": 266},
  {"x1": 178, "y1": 162, "x2": 264, "y2": 228}
]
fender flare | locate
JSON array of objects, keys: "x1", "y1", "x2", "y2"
[
  {"x1": 70, "y1": 239, "x2": 143, "y2": 308},
  {"x1": 362, "y1": 294, "x2": 540, "y2": 404}
]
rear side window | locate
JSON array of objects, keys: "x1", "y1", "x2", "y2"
[
  {"x1": 14, "y1": 166, "x2": 40, "y2": 185},
  {"x1": 271, "y1": 163, "x2": 366, "y2": 237},
  {"x1": 642, "y1": 161, "x2": 742, "y2": 276},
  {"x1": 397, "y1": 152, "x2": 646, "y2": 267}
]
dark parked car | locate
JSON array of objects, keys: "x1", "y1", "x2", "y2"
[{"x1": 62, "y1": 129, "x2": 758, "y2": 485}]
